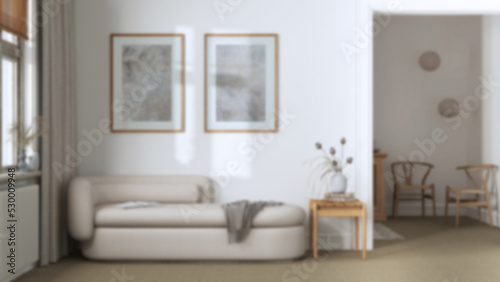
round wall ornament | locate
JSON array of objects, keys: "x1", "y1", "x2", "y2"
[
  {"x1": 419, "y1": 51, "x2": 441, "y2": 71},
  {"x1": 438, "y1": 98, "x2": 460, "y2": 118}
]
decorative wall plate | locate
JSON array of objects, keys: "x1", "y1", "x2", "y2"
[
  {"x1": 419, "y1": 51, "x2": 441, "y2": 71},
  {"x1": 438, "y1": 98, "x2": 460, "y2": 118}
]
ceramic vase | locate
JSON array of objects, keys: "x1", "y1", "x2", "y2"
[
  {"x1": 17, "y1": 148, "x2": 28, "y2": 171},
  {"x1": 329, "y1": 171, "x2": 347, "y2": 194},
  {"x1": 27, "y1": 150, "x2": 40, "y2": 171}
]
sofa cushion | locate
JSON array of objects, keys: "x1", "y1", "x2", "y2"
[
  {"x1": 94, "y1": 203, "x2": 305, "y2": 228},
  {"x1": 94, "y1": 184, "x2": 202, "y2": 204}
]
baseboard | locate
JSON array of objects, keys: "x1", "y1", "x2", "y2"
[
  {"x1": 385, "y1": 203, "x2": 500, "y2": 227},
  {"x1": 464, "y1": 207, "x2": 500, "y2": 227},
  {"x1": 1, "y1": 262, "x2": 37, "y2": 282},
  {"x1": 385, "y1": 204, "x2": 468, "y2": 217}
]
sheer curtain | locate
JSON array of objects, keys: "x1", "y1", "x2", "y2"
[{"x1": 40, "y1": 0, "x2": 75, "y2": 265}]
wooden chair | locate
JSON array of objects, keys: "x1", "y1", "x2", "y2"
[
  {"x1": 391, "y1": 162, "x2": 436, "y2": 218},
  {"x1": 445, "y1": 164, "x2": 497, "y2": 228}
]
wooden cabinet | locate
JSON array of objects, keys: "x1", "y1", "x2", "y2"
[{"x1": 373, "y1": 153, "x2": 388, "y2": 221}]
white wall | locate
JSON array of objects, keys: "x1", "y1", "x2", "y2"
[
  {"x1": 374, "y1": 16, "x2": 483, "y2": 215},
  {"x1": 371, "y1": 0, "x2": 500, "y2": 14},
  {"x1": 74, "y1": 0, "x2": 372, "y2": 249}
]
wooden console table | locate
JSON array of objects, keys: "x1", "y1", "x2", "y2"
[
  {"x1": 309, "y1": 199, "x2": 367, "y2": 260},
  {"x1": 374, "y1": 153, "x2": 388, "y2": 221}
]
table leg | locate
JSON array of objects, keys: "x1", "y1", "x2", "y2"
[
  {"x1": 312, "y1": 203, "x2": 318, "y2": 260},
  {"x1": 309, "y1": 204, "x2": 313, "y2": 251},
  {"x1": 362, "y1": 205, "x2": 367, "y2": 260},
  {"x1": 354, "y1": 217, "x2": 359, "y2": 251}
]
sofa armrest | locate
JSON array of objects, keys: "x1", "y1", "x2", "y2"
[{"x1": 68, "y1": 177, "x2": 95, "y2": 241}]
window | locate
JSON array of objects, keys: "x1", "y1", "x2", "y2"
[
  {"x1": 0, "y1": 0, "x2": 34, "y2": 172},
  {"x1": 2, "y1": 31, "x2": 17, "y2": 45},
  {"x1": 1, "y1": 30, "x2": 22, "y2": 169}
]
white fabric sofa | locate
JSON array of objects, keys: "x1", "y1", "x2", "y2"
[{"x1": 68, "y1": 175, "x2": 306, "y2": 260}]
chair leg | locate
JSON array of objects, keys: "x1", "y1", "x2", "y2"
[
  {"x1": 487, "y1": 203, "x2": 494, "y2": 228},
  {"x1": 484, "y1": 192, "x2": 494, "y2": 228},
  {"x1": 455, "y1": 193, "x2": 460, "y2": 228},
  {"x1": 421, "y1": 189, "x2": 425, "y2": 217},
  {"x1": 432, "y1": 187, "x2": 436, "y2": 218},
  {"x1": 394, "y1": 188, "x2": 400, "y2": 219},
  {"x1": 392, "y1": 187, "x2": 396, "y2": 218},
  {"x1": 476, "y1": 193, "x2": 482, "y2": 223},
  {"x1": 444, "y1": 187, "x2": 449, "y2": 223},
  {"x1": 392, "y1": 187, "x2": 399, "y2": 219}
]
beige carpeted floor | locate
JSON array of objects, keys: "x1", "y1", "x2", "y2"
[{"x1": 14, "y1": 217, "x2": 500, "y2": 282}]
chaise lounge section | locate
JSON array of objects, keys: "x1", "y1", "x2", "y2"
[{"x1": 68, "y1": 175, "x2": 306, "y2": 260}]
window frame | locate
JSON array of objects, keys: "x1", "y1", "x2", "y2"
[{"x1": 0, "y1": 32, "x2": 24, "y2": 171}]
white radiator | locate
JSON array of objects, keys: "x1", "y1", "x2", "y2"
[{"x1": 0, "y1": 184, "x2": 39, "y2": 281}]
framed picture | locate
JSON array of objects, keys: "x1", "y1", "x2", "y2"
[
  {"x1": 110, "y1": 34, "x2": 184, "y2": 132},
  {"x1": 205, "y1": 34, "x2": 279, "y2": 133}
]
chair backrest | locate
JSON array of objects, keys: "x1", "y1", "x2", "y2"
[
  {"x1": 390, "y1": 162, "x2": 434, "y2": 187},
  {"x1": 457, "y1": 164, "x2": 498, "y2": 192}
]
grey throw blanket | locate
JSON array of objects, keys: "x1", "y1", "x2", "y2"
[{"x1": 223, "y1": 200, "x2": 282, "y2": 244}]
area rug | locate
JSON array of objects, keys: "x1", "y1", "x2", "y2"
[{"x1": 373, "y1": 223, "x2": 405, "y2": 240}]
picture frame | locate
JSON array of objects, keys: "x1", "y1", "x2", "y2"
[
  {"x1": 110, "y1": 33, "x2": 185, "y2": 133},
  {"x1": 204, "y1": 34, "x2": 279, "y2": 133}
]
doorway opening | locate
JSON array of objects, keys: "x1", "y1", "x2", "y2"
[{"x1": 372, "y1": 14, "x2": 497, "y2": 246}]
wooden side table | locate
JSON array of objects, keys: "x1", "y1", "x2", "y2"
[{"x1": 309, "y1": 199, "x2": 367, "y2": 260}]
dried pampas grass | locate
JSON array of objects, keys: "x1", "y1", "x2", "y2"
[
  {"x1": 306, "y1": 137, "x2": 354, "y2": 196},
  {"x1": 9, "y1": 116, "x2": 48, "y2": 148}
]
